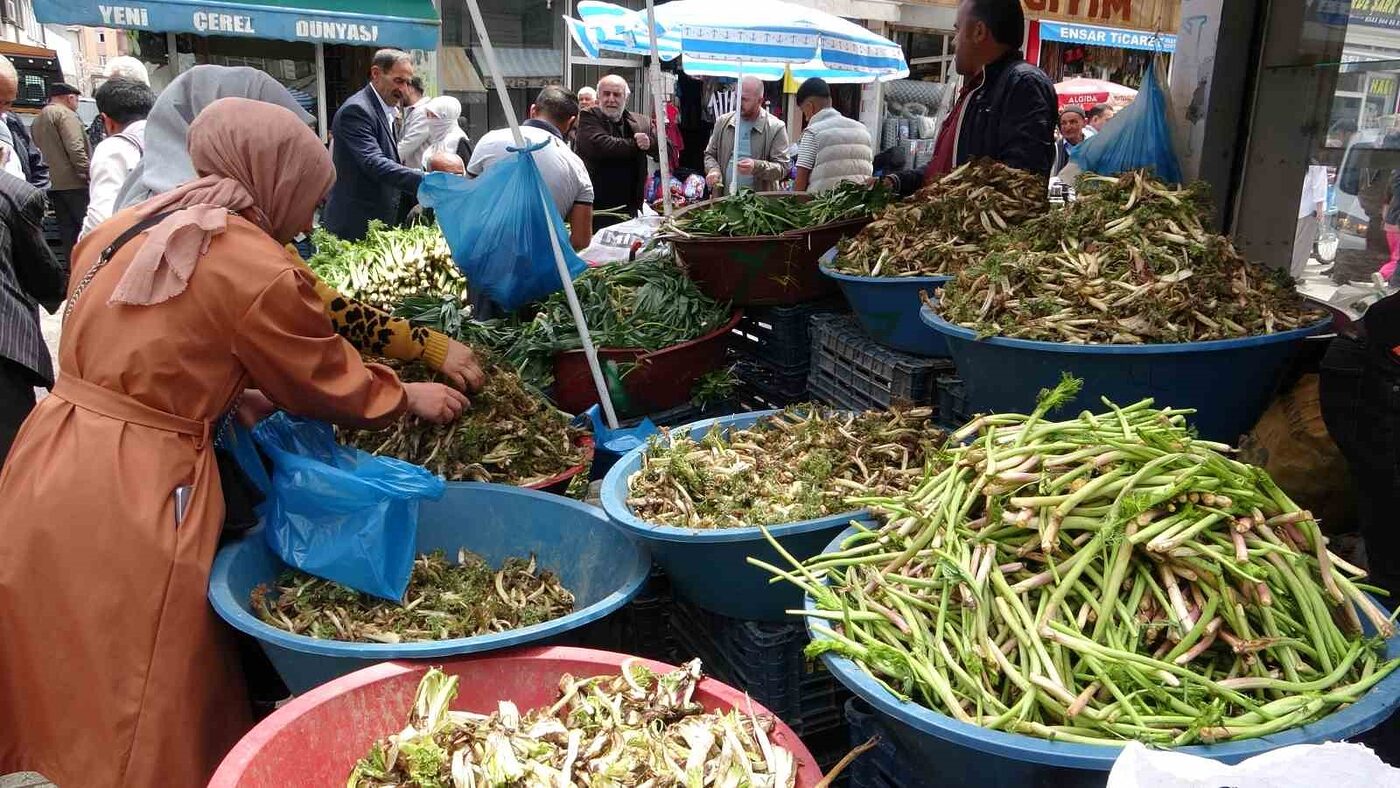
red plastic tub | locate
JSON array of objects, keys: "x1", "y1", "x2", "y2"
[
  {"x1": 670, "y1": 194, "x2": 872, "y2": 306},
  {"x1": 521, "y1": 435, "x2": 594, "y2": 494},
  {"x1": 210, "y1": 646, "x2": 826, "y2": 787},
  {"x1": 552, "y1": 310, "x2": 743, "y2": 415}
]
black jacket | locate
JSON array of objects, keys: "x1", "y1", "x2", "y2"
[
  {"x1": 0, "y1": 171, "x2": 65, "y2": 385},
  {"x1": 892, "y1": 50, "x2": 1056, "y2": 195},
  {"x1": 6, "y1": 114, "x2": 49, "y2": 191},
  {"x1": 575, "y1": 106, "x2": 656, "y2": 226}
]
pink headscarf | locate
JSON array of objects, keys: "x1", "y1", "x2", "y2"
[{"x1": 108, "y1": 97, "x2": 335, "y2": 306}]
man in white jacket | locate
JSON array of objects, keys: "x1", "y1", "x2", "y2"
[
  {"x1": 80, "y1": 78, "x2": 154, "y2": 239},
  {"x1": 792, "y1": 77, "x2": 873, "y2": 193}
]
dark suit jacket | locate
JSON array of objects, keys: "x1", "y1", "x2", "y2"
[
  {"x1": 0, "y1": 172, "x2": 65, "y2": 386},
  {"x1": 6, "y1": 114, "x2": 48, "y2": 191},
  {"x1": 321, "y1": 84, "x2": 424, "y2": 241},
  {"x1": 575, "y1": 106, "x2": 656, "y2": 225}
]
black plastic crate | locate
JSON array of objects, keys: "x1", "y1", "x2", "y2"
[
  {"x1": 844, "y1": 697, "x2": 928, "y2": 788},
  {"x1": 568, "y1": 565, "x2": 678, "y2": 662},
  {"x1": 729, "y1": 298, "x2": 847, "y2": 372},
  {"x1": 733, "y1": 355, "x2": 810, "y2": 410},
  {"x1": 810, "y1": 315, "x2": 953, "y2": 409},
  {"x1": 668, "y1": 598, "x2": 849, "y2": 738},
  {"x1": 807, "y1": 366, "x2": 877, "y2": 412},
  {"x1": 937, "y1": 375, "x2": 970, "y2": 427}
]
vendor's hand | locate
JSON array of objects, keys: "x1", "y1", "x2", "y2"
[
  {"x1": 737, "y1": 158, "x2": 755, "y2": 175},
  {"x1": 439, "y1": 339, "x2": 486, "y2": 392},
  {"x1": 236, "y1": 389, "x2": 277, "y2": 427},
  {"x1": 706, "y1": 171, "x2": 721, "y2": 187},
  {"x1": 405, "y1": 382, "x2": 468, "y2": 424},
  {"x1": 634, "y1": 132, "x2": 651, "y2": 150}
]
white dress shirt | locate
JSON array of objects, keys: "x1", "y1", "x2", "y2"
[{"x1": 80, "y1": 120, "x2": 146, "y2": 239}]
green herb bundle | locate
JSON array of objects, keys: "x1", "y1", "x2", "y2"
[
  {"x1": 666, "y1": 182, "x2": 892, "y2": 239},
  {"x1": 306, "y1": 222, "x2": 469, "y2": 312}
]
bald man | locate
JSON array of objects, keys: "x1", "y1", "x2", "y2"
[
  {"x1": 576, "y1": 74, "x2": 656, "y2": 230},
  {"x1": 704, "y1": 76, "x2": 789, "y2": 194}
]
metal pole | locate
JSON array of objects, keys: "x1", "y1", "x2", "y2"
[
  {"x1": 731, "y1": 62, "x2": 743, "y2": 193},
  {"x1": 465, "y1": 0, "x2": 620, "y2": 429},
  {"x1": 644, "y1": 0, "x2": 671, "y2": 215},
  {"x1": 167, "y1": 31, "x2": 181, "y2": 75},
  {"x1": 315, "y1": 42, "x2": 329, "y2": 142}
]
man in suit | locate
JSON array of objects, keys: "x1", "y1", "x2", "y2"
[
  {"x1": 575, "y1": 74, "x2": 655, "y2": 231},
  {"x1": 322, "y1": 49, "x2": 425, "y2": 241},
  {"x1": 0, "y1": 168, "x2": 66, "y2": 465}
]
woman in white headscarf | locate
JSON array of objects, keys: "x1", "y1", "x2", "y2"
[{"x1": 420, "y1": 95, "x2": 472, "y2": 168}]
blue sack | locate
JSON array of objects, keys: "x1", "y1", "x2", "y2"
[
  {"x1": 250, "y1": 413, "x2": 445, "y2": 602},
  {"x1": 419, "y1": 140, "x2": 587, "y2": 311},
  {"x1": 1070, "y1": 61, "x2": 1182, "y2": 184}
]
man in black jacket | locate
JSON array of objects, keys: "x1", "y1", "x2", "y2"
[
  {"x1": 0, "y1": 170, "x2": 66, "y2": 464},
  {"x1": 885, "y1": 0, "x2": 1055, "y2": 195},
  {"x1": 575, "y1": 75, "x2": 656, "y2": 230}
]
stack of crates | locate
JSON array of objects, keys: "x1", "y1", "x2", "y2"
[
  {"x1": 807, "y1": 314, "x2": 955, "y2": 413},
  {"x1": 844, "y1": 698, "x2": 928, "y2": 788},
  {"x1": 728, "y1": 299, "x2": 847, "y2": 410},
  {"x1": 668, "y1": 598, "x2": 853, "y2": 772}
]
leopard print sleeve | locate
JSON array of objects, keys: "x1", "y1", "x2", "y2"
[{"x1": 295, "y1": 254, "x2": 452, "y2": 370}]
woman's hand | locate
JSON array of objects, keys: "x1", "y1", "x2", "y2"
[
  {"x1": 439, "y1": 339, "x2": 486, "y2": 392},
  {"x1": 405, "y1": 382, "x2": 468, "y2": 424},
  {"x1": 236, "y1": 389, "x2": 277, "y2": 427}
]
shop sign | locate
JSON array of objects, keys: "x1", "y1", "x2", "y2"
[
  {"x1": 1352, "y1": 0, "x2": 1400, "y2": 30},
  {"x1": 1370, "y1": 75, "x2": 1397, "y2": 97},
  {"x1": 44, "y1": 0, "x2": 438, "y2": 49},
  {"x1": 1039, "y1": 21, "x2": 1176, "y2": 52},
  {"x1": 899, "y1": 0, "x2": 1179, "y2": 33}
]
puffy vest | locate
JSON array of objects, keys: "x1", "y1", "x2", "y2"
[{"x1": 806, "y1": 108, "x2": 874, "y2": 193}]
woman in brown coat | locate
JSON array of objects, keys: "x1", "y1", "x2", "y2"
[{"x1": 0, "y1": 98, "x2": 467, "y2": 787}]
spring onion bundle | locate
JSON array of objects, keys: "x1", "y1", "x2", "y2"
[
  {"x1": 348, "y1": 662, "x2": 802, "y2": 786},
  {"x1": 307, "y1": 223, "x2": 468, "y2": 313},
  {"x1": 762, "y1": 377, "x2": 1397, "y2": 746}
]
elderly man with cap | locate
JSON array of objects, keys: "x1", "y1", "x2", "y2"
[
  {"x1": 30, "y1": 82, "x2": 90, "y2": 257},
  {"x1": 1053, "y1": 104, "x2": 1087, "y2": 175}
]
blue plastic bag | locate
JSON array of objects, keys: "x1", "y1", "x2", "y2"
[
  {"x1": 250, "y1": 413, "x2": 445, "y2": 602},
  {"x1": 419, "y1": 140, "x2": 587, "y2": 311},
  {"x1": 1070, "y1": 61, "x2": 1182, "y2": 184}
]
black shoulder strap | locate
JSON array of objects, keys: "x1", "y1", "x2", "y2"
[{"x1": 99, "y1": 209, "x2": 176, "y2": 264}]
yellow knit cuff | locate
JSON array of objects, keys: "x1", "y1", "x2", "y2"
[{"x1": 422, "y1": 329, "x2": 451, "y2": 371}]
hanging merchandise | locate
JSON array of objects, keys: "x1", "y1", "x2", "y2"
[
  {"x1": 418, "y1": 144, "x2": 588, "y2": 312},
  {"x1": 1068, "y1": 60, "x2": 1183, "y2": 183},
  {"x1": 249, "y1": 413, "x2": 445, "y2": 603}
]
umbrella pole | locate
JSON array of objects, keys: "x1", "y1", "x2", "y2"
[
  {"x1": 732, "y1": 61, "x2": 743, "y2": 192},
  {"x1": 465, "y1": 0, "x2": 621, "y2": 430},
  {"x1": 644, "y1": 0, "x2": 673, "y2": 216}
]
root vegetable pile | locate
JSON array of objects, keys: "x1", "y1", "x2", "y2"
[
  {"x1": 937, "y1": 171, "x2": 1321, "y2": 343},
  {"x1": 341, "y1": 360, "x2": 586, "y2": 485},
  {"x1": 663, "y1": 182, "x2": 892, "y2": 238},
  {"x1": 832, "y1": 160, "x2": 1048, "y2": 277},
  {"x1": 349, "y1": 661, "x2": 801, "y2": 787},
  {"x1": 764, "y1": 377, "x2": 1398, "y2": 746},
  {"x1": 627, "y1": 408, "x2": 945, "y2": 529},
  {"x1": 307, "y1": 223, "x2": 468, "y2": 313},
  {"x1": 251, "y1": 550, "x2": 574, "y2": 643}
]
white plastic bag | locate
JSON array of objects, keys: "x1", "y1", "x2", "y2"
[{"x1": 1106, "y1": 741, "x2": 1400, "y2": 788}]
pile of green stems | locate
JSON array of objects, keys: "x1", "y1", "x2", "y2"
[
  {"x1": 667, "y1": 183, "x2": 890, "y2": 239},
  {"x1": 760, "y1": 385, "x2": 1398, "y2": 746}
]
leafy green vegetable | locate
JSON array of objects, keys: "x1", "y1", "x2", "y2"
[{"x1": 665, "y1": 182, "x2": 891, "y2": 238}]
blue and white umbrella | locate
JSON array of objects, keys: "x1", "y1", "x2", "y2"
[{"x1": 567, "y1": 0, "x2": 909, "y2": 84}]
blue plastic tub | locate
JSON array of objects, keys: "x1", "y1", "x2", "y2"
[
  {"x1": 821, "y1": 259, "x2": 951, "y2": 356},
  {"x1": 920, "y1": 305, "x2": 1332, "y2": 443},
  {"x1": 209, "y1": 483, "x2": 651, "y2": 694},
  {"x1": 807, "y1": 526, "x2": 1400, "y2": 787},
  {"x1": 600, "y1": 410, "x2": 873, "y2": 622}
]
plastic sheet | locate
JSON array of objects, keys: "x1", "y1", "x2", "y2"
[
  {"x1": 250, "y1": 413, "x2": 444, "y2": 602},
  {"x1": 1069, "y1": 61, "x2": 1182, "y2": 183},
  {"x1": 418, "y1": 141, "x2": 587, "y2": 311}
]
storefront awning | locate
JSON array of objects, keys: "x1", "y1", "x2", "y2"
[
  {"x1": 468, "y1": 47, "x2": 562, "y2": 80},
  {"x1": 1039, "y1": 21, "x2": 1176, "y2": 54},
  {"x1": 35, "y1": 0, "x2": 440, "y2": 50}
]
